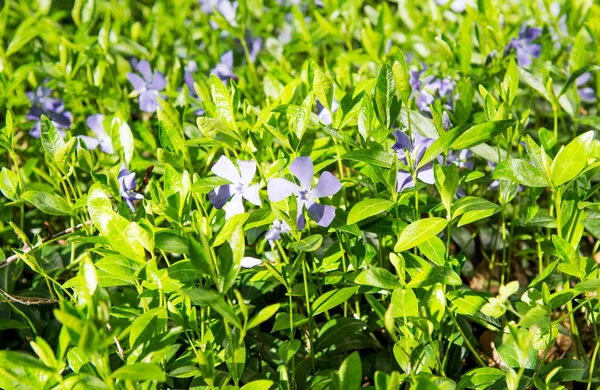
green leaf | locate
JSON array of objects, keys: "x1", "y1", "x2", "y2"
[
  {"x1": 407, "y1": 266, "x2": 462, "y2": 287},
  {"x1": 210, "y1": 74, "x2": 237, "y2": 131},
  {"x1": 358, "y1": 95, "x2": 373, "y2": 140},
  {"x1": 0, "y1": 167, "x2": 19, "y2": 200},
  {"x1": 391, "y1": 287, "x2": 419, "y2": 318},
  {"x1": 558, "y1": 64, "x2": 600, "y2": 97},
  {"x1": 96, "y1": 255, "x2": 140, "y2": 287},
  {"x1": 492, "y1": 159, "x2": 550, "y2": 187},
  {"x1": 312, "y1": 286, "x2": 359, "y2": 316},
  {"x1": 212, "y1": 213, "x2": 248, "y2": 247},
  {"x1": 40, "y1": 115, "x2": 65, "y2": 158},
  {"x1": 291, "y1": 92, "x2": 313, "y2": 140},
  {"x1": 457, "y1": 367, "x2": 505, "y2": 390},
  {"x1": 394, "y1": 218, "x2": 448, "y2": 252},
  {"x1": 87, "y1": 184, "x2": 149, "y2": 262},
  {"x1": 451, "y1": 120, "x2": 514, "y2": 150},
  {"x1": 112, "y1": 115, "x2": 135, "y2": 164},
  {"x1": 392, "y1": 54, "x2": 412, "y2": 104},
  {"x1": 182, "y1": 288, "x2": 243, "y2": 330},
  {"x1": 338, "y1": 352, "x2": 362, "y2": 390},
  {"x1": 313, "y1": 67, "x2": 334, "y2": 112},
  {"x1": 419, "y1": 124, "x2": 466, "y2": 168},
  {"x1": 374, "y1": 64, "x2": 398, "y2": 129},
  {"x1": 0, "y1": 350, "x2": 53, "y2": 390},
  {"x1": 240, "y1": 380, "x2": 275, "y2": 390},
  {"x1": 21, "y1": 190, "x2": 73, "y2": 216},
  {"x1": 155, "y1": 231, "x2": 189, "y2": 254},
  {"x1": 551, "y1": 130, "x2": 595, "y2": 186},
  {"x1": 247, "y1": 303, "x2": 280, "y2": 330},
  {"x1": 112, "y1": 363, "x2": 166, "y2": 382},
  {"x1": 278, "y1": 339, "x2": 301, "y2": 363},
  {"x1": 342, "y1": 150, "x2": 395, "y2": 168},
  {"x1": 347, "y1": 198, "x2": 393, "y2": 225},
  {"x1": 129, "y1": 307, "x2": 168, "y2": 350},
  {"x1": 355, "y1": 267, "x2": 402, "y2": 290},
  {"x1": 290, "y1": 234, "x2": 323, "y2": 252}
]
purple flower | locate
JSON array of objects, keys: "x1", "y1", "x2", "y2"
[
  {"x1": 576, "y1": 72, "x2": 596, "y2": 103},
  {"x1": 208, "y1": 156, "x2": 261, "y2": 219},
  {"x1": 435, "y1": 0, "x2": 468, "y2": 12},
  {"x1": 118, "y1": 164, "x2": 144, "y2": 212},
  {"x1": 504, "y1": 24, "x2": 542, "y2": 67},
  {"x1": 392, "y1": 130, "x2": 436, "y2": 192},
  {"x1": 77, "y1": 114, "x2": 114, "y2": 153},
  {"x1": 410, "y1": 69, "x2": 455, "y2": 113},
  {"x1": 201, "y1": 0, "x2": 238, "y2": 26},
  {"x1": 184, "y1": 60, "x2": 198, "y2": 96},
  {"x1": 126, "y1": 60, "x2": 166, "y2": 113},
  {"x1": 265, "y1": 219, "x2": 291, "y2": 243},
  {"x1": 267, "y1": 156, "x2": 341, "y2": 230},
  {"x1": 318, "y1": 99, "x2": 339, "y2": 126},
  {"x1": 211, "y1": 51, "x2": 236, "y2": 82},
  {"x1": 447, "y1": 149, "x2": 473, "y2": 169},
  {"x1": 26, "y1": 86, "x2": 72, "y2": 138},
  {"x1": 249, "y1": 37, "x2": 262, "y2": 63}
]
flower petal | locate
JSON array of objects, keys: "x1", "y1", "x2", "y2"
[
  {"x1": 296, "y1": 199, "x2": 307, "y2": 230},
  {"x1": 77, "y1": 135, "x2": 100, "y2": 150},
  {"x1": 267, "y1": 178, "x2": 301, "y2": 202},
  {"x1": 86, "y1": 114, "x2": 106, "y2": 137},
  {"x1": 311, "y1": 171, "x2": 341, "y2": 198},
  {"x1": 237, "y1": 160, "x2": 256, "y2": 186},
  {"x1": 136, "y1": 60, "x2": 153, "y2": 82},
  {"x1": 139, "y1": 91, "x2": 160, "y2": 113},
  {"x1": 152, "y1": 70, "x2": 167, "y2": 91},
  {"x1": 307, "y1": 202, "x2": 336, "y2": 227},
  {"x1": 208, "y1": 184, "x2": 231, "y2": 209},
  {"x1": 289, "y1": 156, "x2": 314, "y2": 190},
  {"x1": 127, "y1": 73, "x2": 146, "y2": 92},
  {"x1": 242, "y1": 184, "x2": 261, "y2": 206},
  {"x1": 241, "y1": 256, "x2": 262, "y2": 268},
  {"x1": 396, "y1": 171, "x2": 414, "y2": 192},
  {"x1": 416, "y1": 162, "x2": 435, "y2": 185},
  {"x1": 225, "y1": 193, "x2": 245, "y2": 219},
  {"x1": 212, "y1": 155, "x2": 241, "y2": 183}
]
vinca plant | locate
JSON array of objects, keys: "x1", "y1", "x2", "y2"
[{"x1": 1, "y1": 0, "x2": 600, "y2": 389}]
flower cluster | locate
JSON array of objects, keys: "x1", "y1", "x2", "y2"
[
  {"x1": 410, "y1": 69, "x2": 455, "y2": 113},
  {"x1": 504, "y1": 24, "x2": 542, "y2": 67},
  {"x1": 27, "y1": 86, "x2": 72, "y2": 138},
  {"x1": 127, "y1": 60, "x2": 166, "y2": 113}
]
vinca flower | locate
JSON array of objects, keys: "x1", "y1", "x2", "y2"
[
  {"x1": 267, "y1": 156, "x2": 341, "y2": 230},
  {"x1": 27, "y1": 86, "x2": 72, "y2": 138},
  {"x1": 118, "y1": 164, "x2": 144, "y2": 212},
  {"x1": 576, "y1": 73, "x2": 596, "y2": 103},
  {"x1": 504, "y1": 24, "x2": 542, "y2": 67},
  {"x1": 211, "y1": 51, "x2": 236, "y2": 82},
  {"x1": 126, "y1": 60, "x2": 167, "y2": 113},
  {"x1": 447, "y1": 149, "x2": 474, "y2": 169},
  {"x1": 410, "y1": 69, "x2": 455, "y2": 112},
  {"x1": 78, "y1": 114, "x2": 114, "y2": 154},
  {"x1": 317, "y1": 100, "x2": 339, "y2": 126},
  {"x1": 266, "y1": 220, "x2": 291, "y2": 243},
  {"x1": 208, "y1": 156, "x2": 261, "y2": 219},
  {"x1": 184, "y1": 60, "x2": 199, "y2": 96},
  {"x1": 392, "y1": 130, "x2": 436, "y2": 192}
]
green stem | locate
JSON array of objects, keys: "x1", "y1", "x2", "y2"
[{"x1": 447, "y1": 308, "x2": 486, "y2": 368}]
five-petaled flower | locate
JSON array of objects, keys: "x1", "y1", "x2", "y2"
[
  {"x1": 127, "y1": 60, "x2": 167, "y2": 113},
  {"x1": 78, "y1": 114, "x2": 114, "y2": 154},
  {"x1": 392, "y1": 130, "x2": 436, "y2": 192},
  {"x1": 27, "y1": 86, "x2": 72, "y2": 138},
  {"x1": 504, "y1": 24, "x2": 542, "y2": 67},
  {"x1": 208, "y1": 155, "x2": 261, "y2": 219},
  {"x1": 267, "y1": 156, "x2": 341, "y2": 230},
  {"x1": 266, "y1": 219, "x2": 291, "y2": 243},
  {"x1": 118, "y1": 164, "x2": 144, "y2": 212},
  {"x1": 211, "y1": 51, "x2": 236, "y2": 82},
  {"x1": 410, "y1": 69, "x2": 455, "y2": 113}
]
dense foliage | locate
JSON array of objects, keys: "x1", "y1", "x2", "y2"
[{"x1": 1, "y1": 0, "x2": 599, "y2": 389}]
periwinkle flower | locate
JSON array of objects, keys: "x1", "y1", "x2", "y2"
[
  {"x1": 78, "y1": 114, "x2": 114, "y2": 154},
  {"x1": 265, "y1": 219, "x2": 291, "y2": 243},
  {"x1": 576, "y1": 72, "x2": 596, "y2": 103},
  {"x1": 447, "y1": 149, "x2": 474, "y2": 169},
  {"x1": 504, "y1": 24, "x2": 542, "y2": 67},
  {"x1": 211, "y1": 51, "x2": 236, "y2": 82},
  {"x1": 241, "y1": 256, "x2": 262, "y2": 268},
  {"x1": 410, "y1": 69, "x2": 455, "y2": 113},
  {"x1": 392, "y1": 130, "x2": 436, "y2": 192},
  {"x1": 26, "y1": 86, "x2": 72, "y2": 138},
  {"x1": 435, "y1": 0, "x2": 467, "y2": 12},
  {"x1": 118, "y1": 164, "x2": 144, "y2": 212},
  {"x1": 317, "y1": 100, "x2": 339, "y2": 126},
  {"x1": 200, "y1": 0, "x2": 238, "y2": 26},
  {"x1": 267, "y1": 156, "x2": 341, "y2": 230},
  {"x1": 208, "y1": 156, "x2": 261, "y2": 219},
  {"x1": 184, "y1": 60, "x2": 199, "y2": 96},
  {"x1": 126, "y1": 60, "x2": 166, "y2": 113},
  {"x1": 249, "y1": 37, "x2": 262, "y2": 63}
]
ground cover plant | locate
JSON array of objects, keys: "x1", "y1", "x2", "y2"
[{"x1": 0, "y1": 0, "x2": 600, "y2": 389}]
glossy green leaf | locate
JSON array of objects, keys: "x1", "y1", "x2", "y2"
[
  {"x1": 394, "y1": 218, "x2": 448, "y2": 252},
  {"x1": 21, "y1": 190, "x2": 73, "y2": 216},
  {"x1": 347, "y1": 198, "x2": 393, "y2": 225},
  {"x1": 451, "y1": 120, "x2": 514, "y2": 150}
]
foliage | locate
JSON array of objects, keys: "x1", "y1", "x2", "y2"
[{"x1": 0, "y1": 0, "x2": 599, "y2": 389}]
